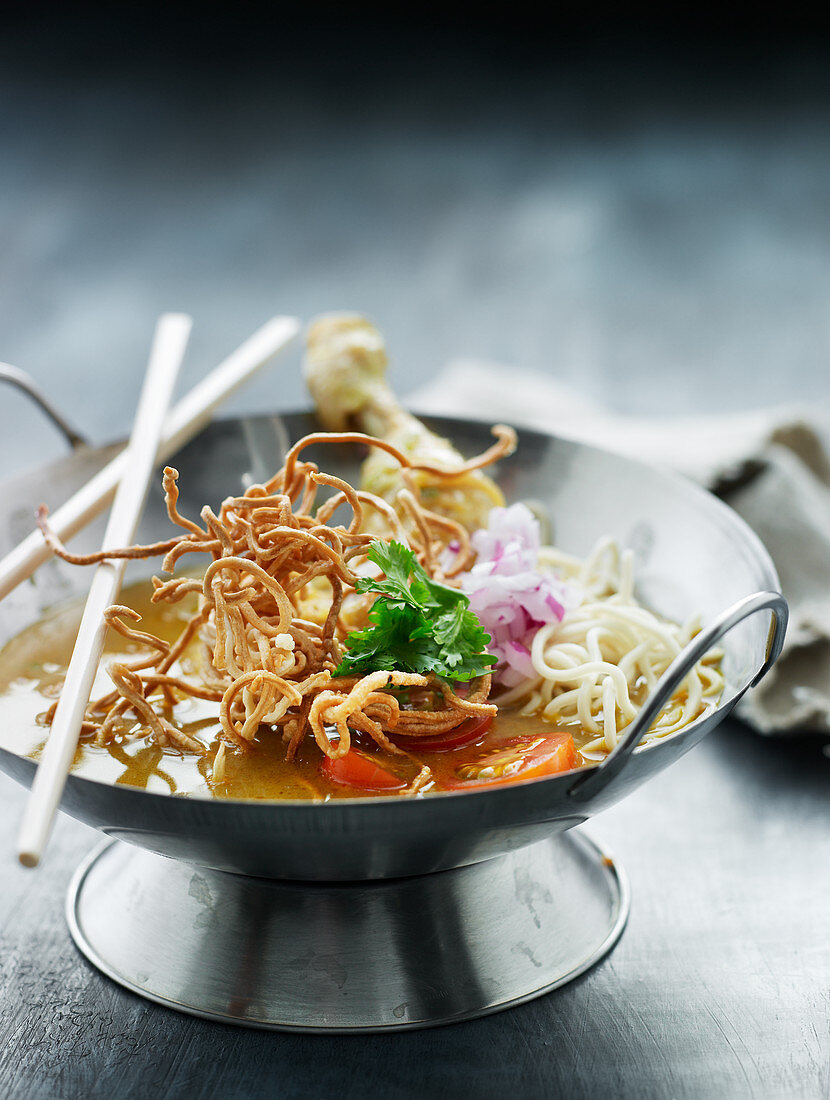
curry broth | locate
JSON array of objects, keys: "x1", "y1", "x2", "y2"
[{"x1": 0, "y1": 579, "x2": 586, "y2": 801}]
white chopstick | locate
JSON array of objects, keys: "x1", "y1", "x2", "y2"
[
  {"x1": 0, "y1": 315, "x2": 300, "y2": 602},
  {"x1": 17, "y1": 314, "x2": 191, "y2": 867}
]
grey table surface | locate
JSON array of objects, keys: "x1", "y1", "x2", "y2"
[{"x1": 0, "y1": 15, "x2": 829, "y2": 1099}]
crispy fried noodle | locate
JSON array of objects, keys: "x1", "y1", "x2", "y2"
[{"x1": 37, "y1": 427, "x2": 517, "y2": 786}]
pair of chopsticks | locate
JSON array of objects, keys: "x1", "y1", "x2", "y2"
[{"x1": 12, "y1": 312, "x2": 300, "y2": 867}]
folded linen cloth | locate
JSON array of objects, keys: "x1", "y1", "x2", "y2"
[{"x1": 409, "y1": 360, "x2": 830, "y2": 735}]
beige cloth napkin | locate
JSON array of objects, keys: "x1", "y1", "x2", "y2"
[{"x1": 410, "y1": 360, "x2": 830, "y2": 735}]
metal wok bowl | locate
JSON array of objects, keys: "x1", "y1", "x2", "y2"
[{"x1": 0, "y1": 412, "x2": 787, "y2": 883}]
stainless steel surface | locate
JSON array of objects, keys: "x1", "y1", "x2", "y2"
[
  {"x1": 0, "y1": 415, "x2": 787, "y2": 880},
  {"x1": 569, "y1": 590, "x2": 788, "y2": 800},
  {"x1": 67, "y1": 830, "x2": 628, "y2": 1031},
  {"x1": 0, "y1": 413, "x2": 785, "y2": 882}
]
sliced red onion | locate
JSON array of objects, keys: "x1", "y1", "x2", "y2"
[{"x1": 460, "y1": 502, "x2": 570, "y2": 686}]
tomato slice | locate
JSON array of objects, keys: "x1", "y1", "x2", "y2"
[
  {"x1": 320, "y1": 749, "x2": 407, "y2": 791},
  {"x1": 440, "y1": 734, "x2": 579, "y2": 790},
  {"x1": 391, "y1": 715, "x2": 493, "y2": 753}
]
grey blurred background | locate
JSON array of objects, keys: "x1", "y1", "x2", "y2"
[{"x1": 2, "y1": 8, "x2": 830, "y2": 477}]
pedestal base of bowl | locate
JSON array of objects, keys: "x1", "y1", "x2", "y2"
[{"x1": 66, "y1": 830, "x2": 628, "y2": 1032}]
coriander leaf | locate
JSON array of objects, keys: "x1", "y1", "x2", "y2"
[
  {"x1": 353, "y1": 541, "x2": 425, "y2": 609},
  {"x1": 333, "y1": 539, "x2": 496, "y2": 683}
]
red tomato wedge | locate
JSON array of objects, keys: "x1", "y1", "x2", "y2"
[
  {"x1": 320, "y1": 749, "x2": 407, "y2": 792},
  {"x1": 440, "y1": 734, "x2": 579, "y2": 791},
  {"x1": 391, "y1": 715, "x2": 493, "y2": 754}
]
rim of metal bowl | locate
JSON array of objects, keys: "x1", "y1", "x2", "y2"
[{"x1": 1, "y1": 411, "x2": 783, "y2": 815}]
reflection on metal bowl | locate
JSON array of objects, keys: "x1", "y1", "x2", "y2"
[
  {"x1": 0, "y1": 413, "x2": 786, "y2": 882},
  {"x1": 0, "y1": 412, "x2": 787, "y2": 1030}
]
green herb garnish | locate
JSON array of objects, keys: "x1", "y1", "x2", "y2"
[{"x1": 333, "y1": 540, "x2": 496, "y2": 683}]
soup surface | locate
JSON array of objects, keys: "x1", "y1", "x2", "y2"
[{"x1": 0, "y1": 579, "x2": 588, "y2": 801}]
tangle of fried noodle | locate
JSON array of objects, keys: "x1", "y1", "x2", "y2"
[{"x1": 38, "y1": 427, "x2": 516, "y2": 793}]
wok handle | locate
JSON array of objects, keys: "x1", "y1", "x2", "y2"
[
  {"x1": 567, "y1": 590, "x2": 788, "y2": 802},
  {"x1": 0, "y1": 363, "x2": 88, "y2": 450}
]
